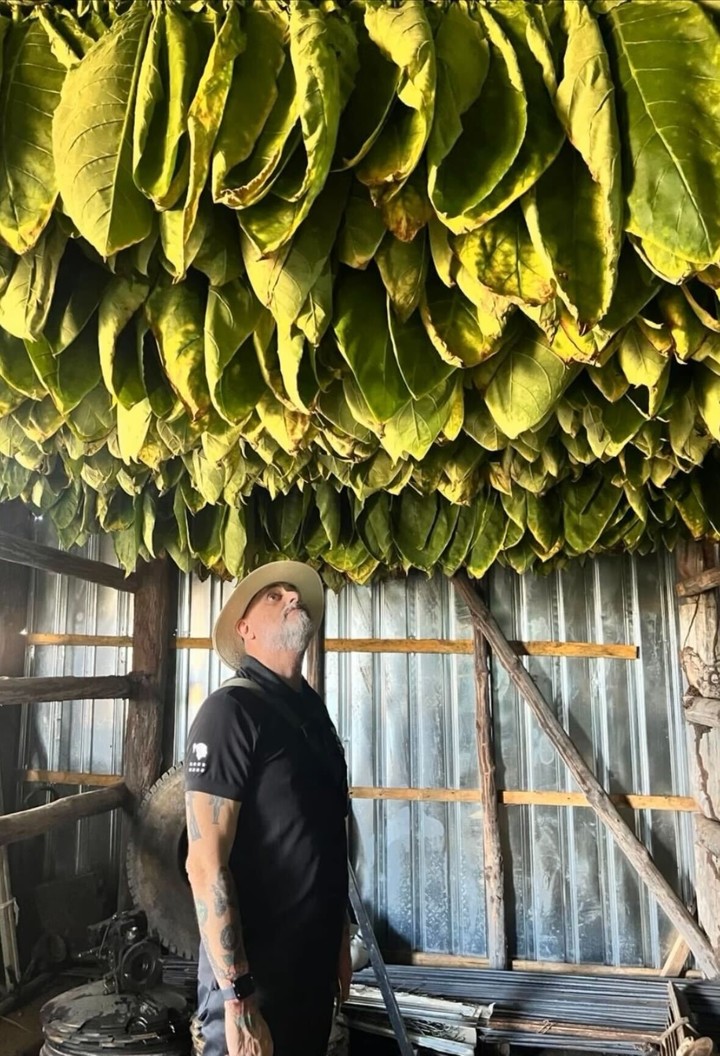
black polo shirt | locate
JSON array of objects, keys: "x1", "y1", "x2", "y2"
[{"x1": 185, "y1": 656, "x2": 349, "y2": 983}]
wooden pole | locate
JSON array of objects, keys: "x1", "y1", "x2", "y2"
[
  {"x1": 695, "y1": 815, "x2": 720, "y2": 859},
  {"x1": 453, "y1": 571, "x2": 720, "y2": 979},
  {"x1": 0, "y1": 502, "x2": 30, "y2": 988},
  {"x1": 456, "y1": 579, "x2": 508, "y2": 969},
  {"x1": 0, "y1": 784, "x2": 129, "y2": 847},
  {"x1": 0, "y1": 674, "x2": 138, "y2": 707},
  {"x1": 306, "y1": 615, "x2": 325, "y2": 695},
  {"x1": 676, "y1": 541, "x2": 720, "y2": 965},
  {"x1": 119, "y1": 558, "x2": 175, "y2": 909},
  {"x1": 0, "y1": 529, "x2": 137, "y2": 592}
]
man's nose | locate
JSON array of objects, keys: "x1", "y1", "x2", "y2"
[{"x1": 284, "y1": 587, "x2": 300, "y2": 606}]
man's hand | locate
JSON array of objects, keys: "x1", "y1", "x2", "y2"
[
  {"x1": 337, "y1": 923, "x2": 352, "y2": 1004},
  {"x1": 224, "y1": 997, "x2": 273, "y2": 1056}
]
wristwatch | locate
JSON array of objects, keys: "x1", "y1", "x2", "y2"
[{"x1": 219, "y1": 973, "x2": 255, "y2": 1002}]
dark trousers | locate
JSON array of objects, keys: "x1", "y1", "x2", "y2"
[{"x1": 193, "y1": 943, "x2": 336, "y2": 1056}]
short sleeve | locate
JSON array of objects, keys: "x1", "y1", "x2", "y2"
[{"x1": 184, "y1": 689, "x2": 259, "y2": 802}]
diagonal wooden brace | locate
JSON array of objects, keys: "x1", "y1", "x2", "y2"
[{"x1": 453, "y1": 572, "x2": 720, "y2": 979}]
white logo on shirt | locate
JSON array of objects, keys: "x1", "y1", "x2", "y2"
[{"x1": 188, "y1": 741, "x2": 209, "y2": 774}]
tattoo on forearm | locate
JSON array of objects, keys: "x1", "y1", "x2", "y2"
[
  {"x1": 186, "y1": 794, "x2": 201, "y2": 842},
  {"x1": 220, "y1": 923, "x2": 237, "y2": 950},
  {"x1": 210, "y1": 795, "x2": 223, "y2": 824},
  {"x1": 195, "y1": 899, "x2": 208, "y2": 927},
  {"x1": 211, "y1": 866, "x2": 232, "y2": 916}
]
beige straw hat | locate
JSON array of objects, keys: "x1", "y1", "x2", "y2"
[{"x1": 212, "y1": 560, "x2": 325, "y2": 668}]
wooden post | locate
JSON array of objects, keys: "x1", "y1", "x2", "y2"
[
  {"x1": 306, "y1": 615, "x2": 325, "y2": 695},
  {"x1": 0, "y1": 502, "x2": 30, "y2": 988},
  {"x1": 119, "y1": 558, "x2": 176, "y2": 908},
  {"x1": 453, "y1": 579, "x2": 508, "y2": 969},
  {"x1": 676, "y1": 541, "x2": 720, "y2": 964},
  {"x1": 453, "y1": 572, "x2": 720, "y2": 979},
  {"x1": 0, "y1": 784, "x2": 129, "y2": 847}
]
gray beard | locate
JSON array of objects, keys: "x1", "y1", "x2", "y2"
[{"x1": 271, "y1": 608, "x2": 315, "y2": 654}]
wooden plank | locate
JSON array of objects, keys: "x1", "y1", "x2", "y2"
[
  {"x1": 676, "y1": 541, "x2": 720, "y2": 966},
  {"x1": 695, "y1": 814, "x2": 720, "y2": 859},
  {"x1": 684, "y1": 695, "x2": 720, "y2": 729},
  {"x1": 0, "y1": 784, "x2": 129, "y2": 846},
  {"x1": 348, "y1": 786, "x2": 698, "y2": 811},
  {"x1": 26, "y1": 633, "x2": 133, "y2": 648},
  {"x1": 20, "y1": 769, "x2": 123, "y2": 787},
  {"x1": 305, "y1": 615, "x2": 325, "y2": 695},
  {"x1": 171, "y1": 635, "x2": 637, "y2": 659},
  {"x1": 0, "y1": 674, "x2": 137, "y2": 707},
  {"x1": 676, "y1": 566, "x2": 720, "y2": 599},
  {"x1": 466, "y1": 591, "x2": 507, "y2": 969},
  {"x1": 660, "y1": 933, "x2": 690, "y2": 977},
  {"x1": 0, "y1": 529, "x2": 136, "y2": 592},
  {"x1": 119, "y1": 558, "x2": 176, "y2": 908},
  {"x1": 454, "y1": 570, "x2": 720, "y2": 979},
  {"x1": 387, "y1": 950, "x2": 680, "y2": 976}
]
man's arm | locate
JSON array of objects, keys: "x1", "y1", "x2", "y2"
[{"x1": 185, "y1": 791, "x2": 273, "y2": 1056}]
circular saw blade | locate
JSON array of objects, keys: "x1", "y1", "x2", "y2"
[{"x1": 126, "y1": 764, "x2": 199, "y2": 959}]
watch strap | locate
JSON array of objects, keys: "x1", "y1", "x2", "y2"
[{"x1": 219, "y1": 973, "x2": 255, "y2": 1002}]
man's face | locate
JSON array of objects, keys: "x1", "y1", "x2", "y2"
[{"x1": 236, "y1": 581, "x2": 315, "y2": 655}]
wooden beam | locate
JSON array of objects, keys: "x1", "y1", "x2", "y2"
[
  {"x1": 684, "y1": 696, "x2": 720, "y2": 729},
  {"x1": 695, "y1": 814, "x2": 720, "y2": 859},
  {"x1": 387, "y1": 950, "x2": 687, "y2": 976},
  {"x1": 660, "y1": 933, "x2": 690, "y2": 977},
  {"x1": 26, "y1": 633, "x2": 133, "y2": 648},
  {"x1": 0, "y1": 783, "x2": 129, "y2": 847},
  {"x1": 453, "y1": 570, "x2": 720, "y2": 979},
  {"x1": 676, "y1": 541, "x2": 720, "y2": 964},
  {"x1": 464, "y1": 584, "x2": 507, "y2": 969},
  {"x1": 171, "y1": 636, "x2": 637, "y2": 659},
  {"x1": 676, "y1": 566, "x2": 720, "y2": 600},
  {"x1": 20, "y1": 769, "x2": 123, "y2": 787},
  {"x1": 119, "y1": 558, "x2": 175, "y2": 908},
  {"x1": 0, "y1": 674, "x2": 138, "y2": 707},
  {"x1": 349, "y1": 786, "x2": 698, "y2": 811},
  {"x1": 0, "y1": 529, "x2": 136, "y2": 592},
  {"x1": 306, "y1": 615, "x2": 325, "y2": 695}
]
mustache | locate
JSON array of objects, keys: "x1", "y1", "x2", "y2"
[{"x1": 283, "y1": 601, "x2": 310, "y2": 618}]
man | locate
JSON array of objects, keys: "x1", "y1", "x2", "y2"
[{"x1": 184, "y1": 560, "x2": 351, "y2": 1056}]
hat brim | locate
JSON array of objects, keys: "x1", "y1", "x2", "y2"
[{"x1": 212, "y1": 561, "x2": 325, "y2": 668}]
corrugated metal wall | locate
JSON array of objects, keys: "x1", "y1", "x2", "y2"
[
  {"x1": 17, "y1": 520, "x2": 132, "y2": 892},
  {"x1": 173, "y1": 550, "x2": 693, "y2": 970}
]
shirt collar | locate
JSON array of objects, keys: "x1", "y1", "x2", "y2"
[{"x1": 237, "y1": 654, "x2": 308, "y2": 700}]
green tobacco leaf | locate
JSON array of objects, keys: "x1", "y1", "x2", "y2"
[
  {"x1": 421, "y1": 275, "x2": 504, "y2": 368},
  {"x1": 336, "y1": 182, "x2": 386, "y2": 269},
  {"x1": 466, "y1": 492, "x2": 506, "y2": 578},
  {"x1": 606, "y1": 1, "x2": 720, "y2": 262},
  {"x1": 563, "y1": 471, "x2": 623, "y2": 553},
  {"x1": 0, "y1": 18, "x2": 65, "y2": 252},
  {"x1": 333, "y1": 14, "x2": 400, "y2": 169},
  {"x1": 380, "y1": 163, "x2": 433, "y2": 242},
  {"x1": 695, "y1": 364, "x2": 720, "y2": 441},
  {"x1": 0, "y1": 329, "x2": 45, "y2": 399},
  {"x1": 429, "y1": 4, "x2": 526, "y2": 232},
  {"x1": 388, "y1": 304, "x2": 454, "y2": 400},
  {"x1": 375, "y1": 231, "x2": 427, "y2": 322},
  {"x1": 37, "y1": 7, "x2": 95, "y2": 67},
  {"x1": 239, "y1": 2, "x2": 343, "y2": 254},
  {"x1": 26, "y1": 323, "x2": 101, "y2": 415},
  {"x1": 334, "y1": 267, "x2": 411, "y2": 422},
  {"x1": 242, "y1": 174, "x2": 348, "y2": 330},
  {"x1": 133, "y1": 6, "x2": 201, "y2": 209},
  {"x1": 464, "y1": 1, "x2": 563, "y2": 226},
  {"x1": 53, "y1": 4, "x2": 153, "y2": 256},
  {"x1": 99, "y1": 274, "x2": 151, "y2": 408},
  {"x1": 486, "y1": 325, "x2": 575, "y2": 438},
  {"x1": 454, "y1": 206, "x2": 555, "y2": 306},
  {"x1": 525, "y1": 1, "x2": 622, "y2": 328},
  {"x1": 357, "y1": 0, "x2": 435, "y2": 204},
  {"x1": 212, "y1": 6, "x2": 286, "y2": 205},
  {"x1": 183, "y1": 6, "x2": 246, "y2": 251},
  {"x1": 0, "y1": 220, "x2": 67, "y2": 340},
  {"x1": 145, "y1": 279, "x2": 210, "y2": 421},
  {"x1": 382, "y1": 375, "x2": 462, "y2": 462},
  {"x1": 617, "y1": 322, "x2": 669, "y2": 389}
]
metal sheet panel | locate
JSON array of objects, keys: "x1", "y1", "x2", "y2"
[{"x1": 17, "y1": 520, "x2": 132, "y2": 890}]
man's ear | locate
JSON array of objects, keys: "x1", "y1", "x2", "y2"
[{"x1": 236, "y1": 617, "x2": 253, "y2": 643}]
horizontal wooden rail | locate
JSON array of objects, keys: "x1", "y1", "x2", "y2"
[
  {"x1": 349, "y1": 787, "x2": 698, "y2": 812},
  {"x1": 0, "y1": 783, "x2": 129, "y2": 847},
  {"x1": 684, "y1": 696, "x2": 720, "y2": 729},
  {"x1": 20, "y1": 769, "x2": 123, "y2": 787},
  {"x1": 0, "y1": 674, "x2": 139, "y2": 707},
  {"x1": 0, "y1": 530, "x2": 136, "y2": 592},
  {"x1": 172, "y1": 636, "x2": 637, "y2": 660},
  {"x1": 26, "y1": 633, "x2": 134, "y2": 648},
  {"x1": 676, "y1": 566, "x2": 720, "y2": 599},
  {"x1": 387, "y1": 950, "x2": 694, "y2": 976}
]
